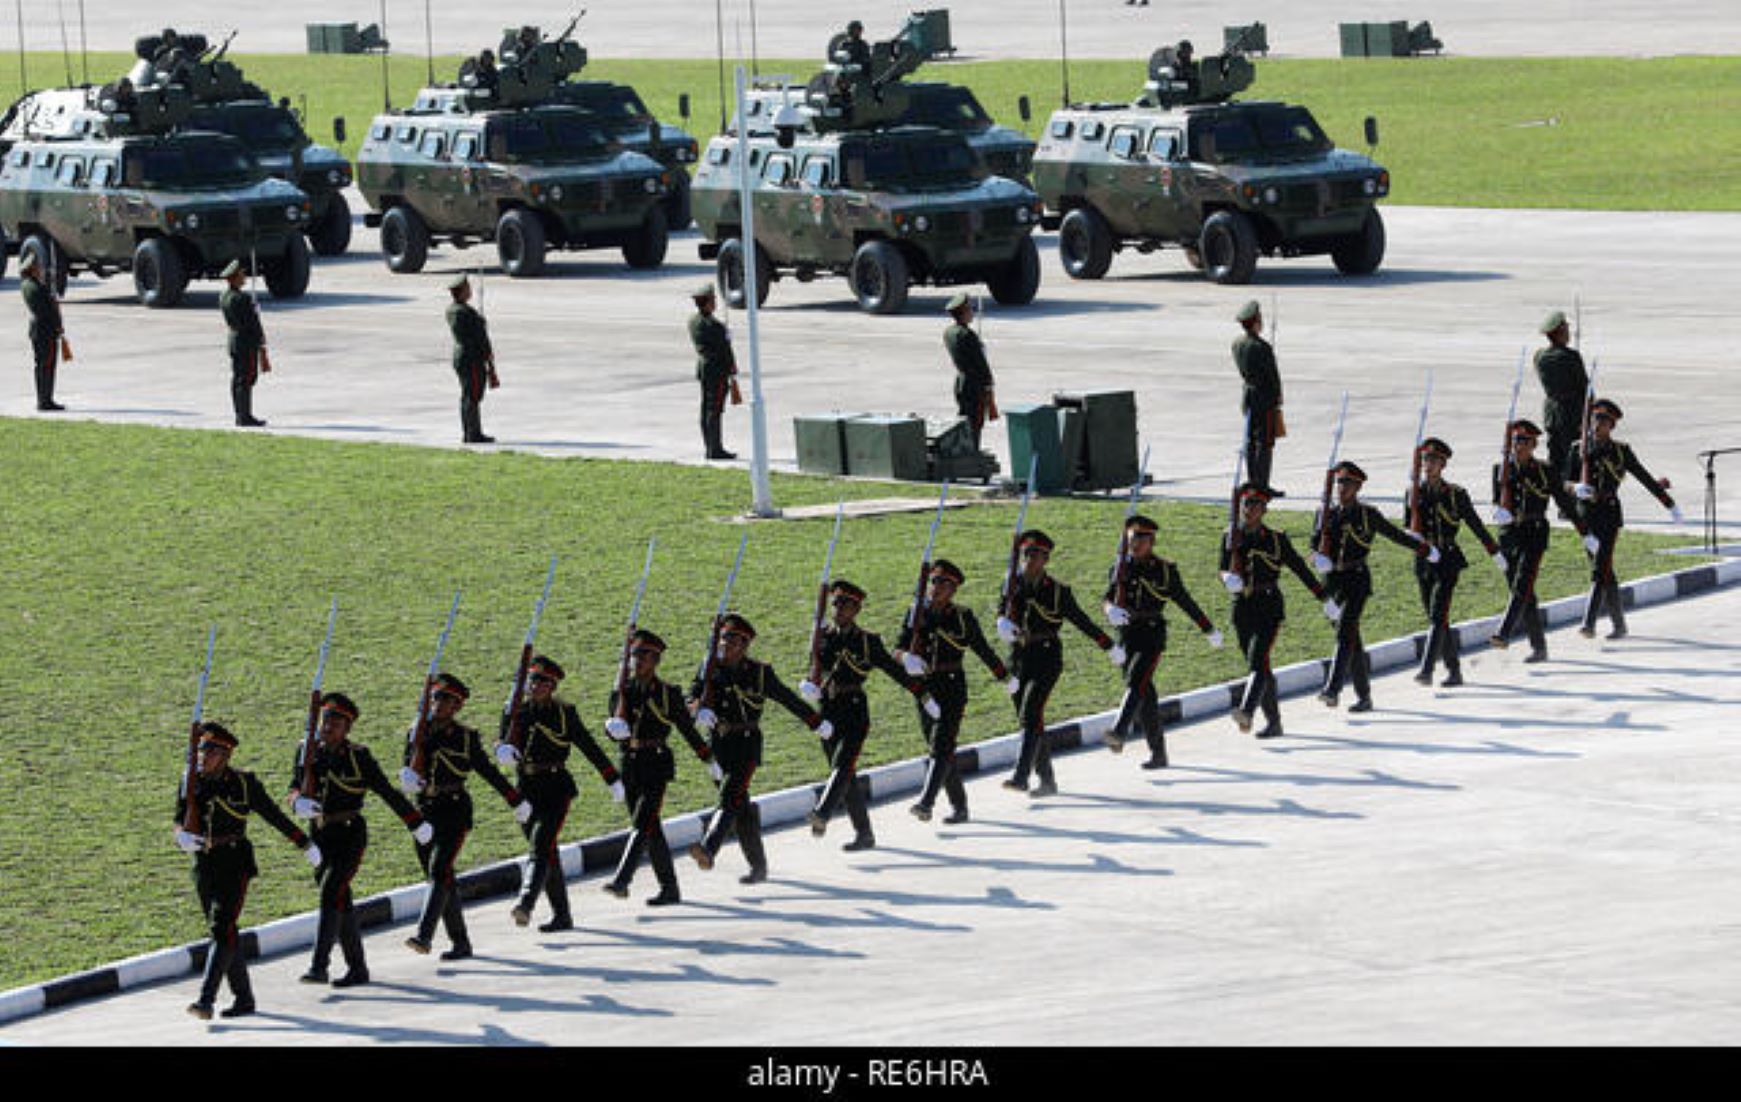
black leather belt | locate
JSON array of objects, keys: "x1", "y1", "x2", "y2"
[
  {"x1": 519, "y1": 761, "x2": 567, "y2": 776},
  {"x1": 315, "y1": 810, "x2": 361, "y2": 828}
]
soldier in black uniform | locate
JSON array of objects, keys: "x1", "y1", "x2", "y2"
[
  {"x1": 174, "y1": 722, "x2": 318, "y2": 1020},
  {"x1": 1233, "y1": 300, "x2": 1284, "y2": 493},
  {"x1": 1565, "y1": 398, "x2": 1680, "y2": 640},
  {"x1": 19, "y1": 252, "x2": 66, "y2": 411},
  {"x1": 996, "y1": 530, "x2": 1122, "y2": 795},
  {"x1": 602, "y1": 630, "x2": 715, "y2": 905},
  {"x1": 943, "y1": 292, "x2": 996, "y2": 450},
  {"x1": 447, "y1": 275, "x2": 499, "y2": 444},
  {"x1": 896, "y1": 563, "x2": 1006, "y2": 822},
  {"x1": 1310, "y1": 462, "x2": 1432, "y2": 711},
  {"x1": 689, "y1": 284, "x2": 738, "y2": 460},
  {"x1": 287, "y1": 692, "x2": 431, "y2": 988},
  {"x1": 397, "y1": 673, "x2": 527, "y2": 959},
  {"x1": 1407, "y1": 439, "x2": 1506, "y2": 687},
  {"x1": 688, "y1": 614, "x2": 826, "y2": 882},
  {"x1": 1219, "y1": 484, "x2": 1331, "y2": 738},
  {"x1": 837, "y1": 20, "x2": 872, "y2": 71},
  {"x1": 219, "y1": 260, "x2": 268, "y2": 427},
  {"x1": 1103, "y1": 515, "x2": 1222, "y2": 767},
  {"x1": 495, "y1": 656, "x2": 625, "y2": 932},
  {"x1": 1534, "y1": 310, "x2": 1589, "y2": 489},
  {"x1": 801, "y1": 579, "x2": 928, "y2": 848},
  {"x1": 1490, "y1": 421, "x2": 1594, "y2": 660}
]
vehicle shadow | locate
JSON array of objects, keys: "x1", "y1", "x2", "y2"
[
  {"x1": 765, "y1": 294, "x2": 1155, "y2": 318},
  {"x1": 1110, "y1": 266, "x2": 1510, "y2": 288}
]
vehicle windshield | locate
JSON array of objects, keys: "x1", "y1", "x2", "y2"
[
  {"x1": 188, "y1": 105, "x2": 305, "y2": 152},
  {"x1": 845, "y1": 135, "x2": 981, "y2": 190},
  {"x1": 558, "y1": 84, "x2": 652, "y2": 127},
  {"x1": 488, "y1": 114, "x2": 611, "y2": 163},
  {"x1": 1188, "y1": 106, "x2": 1332, "y2": 164},
  {"x1": 123, "y1": 138, "x2": 261, "y2": 189},
  {"x1": 899, "y1": 87, "x2": 992, "y2": 131}
]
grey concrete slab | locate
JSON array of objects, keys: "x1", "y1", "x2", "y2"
[{"x1": 2, "y1": 581, "x2": 1738, "y2": 1045}]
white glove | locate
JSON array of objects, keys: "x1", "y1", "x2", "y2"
[
  {"x1": 709, "y1": 760, "x2": 724, "y2": 783},
  {"x1": 816, "y1": 719, "x2": 835, "y2": 741},
  {"x1": 1426, "y1": 545, "x2": 1442, "y2": 565},
  {"x1": 174, "y1": 829, "x2": 202, "y2": 854},
  {"x1": 1492, "y1": 506, "x2": 1514, "y2": 526},
  {"x1": 922, "y1": 695, "x2": 942, "y2": 720},
  {"x1": 902, "y1": 652, "x2": 928, "y2": 677},
  {"x1": 1005, "y1": 675, "x2": 1022, "y2": 696},
  {"x1": 292, "y1": 796, "x2": 323, "y2": 818},
  {"x1": 1574, "y1": 482, "x2": 1594, "y2": 501},
  {"x1": 494, "y1": 742, "x2": 521, "y2": 766},
  {"x1": 1670, "y1": 504, "x2": 1684, "y2": 524},
  {"x1": 398, "y1": 767, "x2": 424, "y2": 794},
  {"x1": 604, "y1": 717, "x2": 631, "y2": 742},
  {"x1": 695, "y1": 707, "x2": 718, "y2": 732},
  {"x1": 1206, "y1": 629, "x2": 1224, "y2": 649},
  {"x1": 1104, "y1": 603, "x2": 1131, "y2": 628},
  {"x1": 1309, "y1": 552, "x2": 1333, "y2": 574},
  {"x1": 798, "y1": 679, "x2": 822, "y2": 703},
  {"x1": 412, "y1": 821, "x2": 434, "y2": 845},
  {"x1": 1107, "y1": 643, "x2": 1127, "y2": 667},
  {"x1": 1221, "y1": 572, "x2": 1244, "y2": 594},
  {"x1": 1582, "y1": 533, "x2": 1601, "y2": 555},
  {"x1": 608, "y1": 780, "x2": 626, "y2": 803},
  {"x1": 1492, "y1": 551, "x2": 1509, "y2": 573},
  {"x1": 1324, "y1": 598, "x2": 1343, "y2": 623},
  {"x1": 513, "y1": 800, "x2": 533, "y2": 824},
  {"x1": 304, "y1": 843, "x2": 323, "y2": 868},
  {"x1": 995, "y1": 616, "x2": 1017, "y2": 644}
]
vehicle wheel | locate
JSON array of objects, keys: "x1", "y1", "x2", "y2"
[
  {"x1": 663, "y1": 171, "x2": 693, "y2": 231},
  {"x1": 0, "y1": 228, "x2": 9, "y2": 282},
  {"x1": 132, "y1": 237, "x2": 187, "y2": 308},
  {"x1": 380, "y1": 205, "x2": 429, "y2": 274},
  {"x1": 716, "y1": 237, "x2": 771, "y2": 308},
  {"x1": 21, "y1": 234, "x2": 69, "y2": 297},
  {"x1": 1331, "y1": 207, "x2": 1386, "y2": 276},
  {"x1": 496, "y1": 208, "x2": 547, "y2": 278},
  {"x1": 264, "y1": 234, "x2": 311, "y2": 299},
  {"x1": 1199, "y1": 210, "x2": 1259, "y2": 285},
  {"x1": 849, "y1": 239, "x2": 909, "y2": 315},
  {"x1": 1058, "y1": 207, "x2": 1113, "y2": 280},
  {"x1": 986, "y1": 234, "x2": 1041, "y2": 306},
  {"x1": 1183, "y1": 245, "x2": 1205, "y2": 270},
  {"x1": 622, "y1": 205, "x2": 669, "y2": 270},
  {"x1": 305, "y1": 192, "x2": 353, "y2": 257}
]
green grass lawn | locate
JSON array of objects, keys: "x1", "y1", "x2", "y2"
[
  {"x1": 0, "y1": 418, "x2": 1709, "y2": 989},
  {"x1": 3, "y1": 53, "x2": 1738, "y2": 210}
]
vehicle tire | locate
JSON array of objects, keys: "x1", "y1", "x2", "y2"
[
  {"x1": 664, "y1": 171, "x2": 693, "y2": 231},
  {"x1": 497, "y1": 208, "x2": 547, "y2": 278},
  {"x1": 306, "y1": 192, "x2": 353, "y2": 257},
  {"x1": 1199, "y1": 210, "x2": 1259, "y2": 285},
  {"x1": 132, "y1": 237, "x2": 187, "y2": 309},
  {"x1": 622, "y1": 205, "x2": 669, "y2": 270},
  {"x1": 380, "y1": 205, "x2": 429, "y2": 274},
  {"x1": 0, "y1": 228, "x2": 9, "y2": 282},
  {"x1": 1058, "y1": 206, "x2": 1113, "y2": 280},
  {"x1": 1331, "y1": 207, "x2": 1386, "y2": 276},
  {"x1": 849, "y1": 239, "x2": 909, "y2": 315},
  {"x1": 716, "y1": 237, "x2": 771, "y2": 308},
  {"x1": 1182, "y1": 245, "x2": 1205, "y2": 270},
  {"x1": 987, "y1": 234, "x2": 1041, "y2": 306},
  {"x1": 264, "y1": 233, "x2": 312, "y2": 299},
  {"x1": 21, "y1": 234, "x2": 69, "y2": 297}
]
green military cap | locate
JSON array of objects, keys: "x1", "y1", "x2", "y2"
[
  {"x1": 1539, "y1": 309, "x2": 1567, "y2": 335},
  {"x1": 945, "y1": 291, "x2": 971, "y2": 312},
  {"x1": 1235, "y1": 300, "x2": 1261, "y2": 323},
  {"x1": 447, "y1": 273, "x2": 470, "y2": 291},
  {"x1": 220, "y1": 259, "x2": 244, "y2": 278}
]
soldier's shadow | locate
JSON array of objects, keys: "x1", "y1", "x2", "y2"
[
  {"x1": 206, "y1": 1006, "x2": 547, "y2": 1044},
  {"x1": 302, "y1": 974, "x2": 677, "y2": 1021},
  {"x1": 725, "y1": 874, "x2": 1055, "y2": 914},
  {"x1": 1154, "y1": 761, "x2": 1461, "y2": 793},
  {"x1": 444, "y1": 948, "x2": 777, "y2": 990},
  {"x1": 636, "y1": 893, "x2": 974, "y2": 934},
  {"x1": 852, "y1": 842, "x2": 1178, "y2": 880},
  {"x1": 578, "y1": 922, "x2": 869, "y2": 960},
  {"x1": 1043, "y1": 788, "x2": 1364, "y2": 825}
]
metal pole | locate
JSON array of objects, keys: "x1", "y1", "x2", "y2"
[{"x1": 735, "y1": 65, "x2": 777, "y2": 519}]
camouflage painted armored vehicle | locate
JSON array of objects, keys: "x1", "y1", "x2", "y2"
[
  {"x1": 355, "y1": 29, "x2": 672, "y2": 277},
  {"x1": 689, "y1": 20, "x2": 1042, "y2": 315},
  {"x1": 0, "y1": 76, "x2": 313, "y2": 307},
  {"x1": 1031, "y1": 44, "x2": 1390, "y2": 284}
]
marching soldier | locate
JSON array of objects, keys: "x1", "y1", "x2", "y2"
[
  {"x1": 1311, "y1": 462, "x2": 1432, "y2": 711},
  {"x1": 447, "y1": 274, "x2": 499, "y2": 444},
  {"x1": 219, "y1": 260, "x2": 268, "y2": 427},
  {"x1": 943, "y1": 293, "x2": 997, "y2": 451},
  {"x1": 690, "y1": 284, "x2": 738, "y2": 460},
  {"x1": 688, "y1": 615, "x2": 827, "y2": 882},
  {"x1": 287, "y1": 692, "x2": 432, "y2": 988},
  {"x1": 1233, "y1": 300, "x2": 1284, "y2": 493},
  {"x1": 802, "y1": 579, "x2": 927, "y2": 848},
  {"x1": 996, "y1": 530, "x2": 1123, "y2": 795},
  {"x1": 20, "y1": 252, "x2": 66, "y2": 412},
  {"x1": 1220, "y1": 483, "x2": 1332, "y2": 738},
  {"x1": 495, "y1": 656, "x2": 625, "y2": 932},
  {"x1": 1408, "y1": 439, "x2": 1505, "y2": 687},
  {"x1": 602, "y1": 630, "x2": 715, "y2": 906},
  {"x1": 1103, "y1": 515, "x2": 1222, "y2": 767},
  {"x1": 1534, "y1": 310, "x2": 1589, "y2": 487},
  {"x1": 397, "y1": 673, "x2": 528, "y2": 960},
  {"x1": 1490, "y1": 421, "x2": 1594, "y2": 660},
  {"x1": 896, "y1": 563, "x2": 1006, "y2": 822},
  {"x1": 1565, "y1": 399, "x2": 1680, "y2": 640},
  {"x1": 174, "y1": 722, "x2": 318, "y2": 1020}
]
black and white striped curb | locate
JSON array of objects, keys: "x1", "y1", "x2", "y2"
[{"x1": 5, "y1": 554, "x2": 1736, "y2": 1026}]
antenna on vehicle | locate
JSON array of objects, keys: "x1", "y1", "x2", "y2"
[
  {"x1": 714, "y1": 0, "x2": 728, "y2": 133},
  {"x1": 378, "y1": 0, "x2": 392, "y2": 111},
  {"x1": 15, "y1": 0, "x2": 27, "y2": 94},
  {"x1": 56, "y1": 1, "x2": 72, "y2": 85},
  {"x1": 77, "y1": 0, "x2": 86, "y2": 83},
  {"x1": 422, "y1": 0, "x2": 434, "y2": 86},
  {"x1": 749, "y1": 0, "x2": 760, "y2": 79},
  {"x1": 1057, "y1": 0, "x2": 1072, "y2": 108}
]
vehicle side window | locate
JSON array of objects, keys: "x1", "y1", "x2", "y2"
[
  {"x1": 453, "y1": 133, "x2": 479, "y2": 161},
  {"x1": 706, "y1": 145, "x2": 730, "y2": 166},
  {"x1": 394, "y1": 124, "x2": 419, "y2": 146},
  {"x1": 56, "y1": 157, "x2": 84, "y2": 186},
  {"x1": 800, "y1": 155, "x2": 832, "y2": 188},
  {"x1": 1049, "y1": 119, "x2": 1074, "y2": 140},
  {"x1": 762, "y1": 154, "x2": 794, "y2": 186},
  {"x1": 369, "y1": 122, "x2": 390, "y2": 141},
  {"x1": 91, "y1": 160, "x2": 117, "y2": 187},
  {"x1": 8, "y1": 149, "x2": 28, "y2": 168},
  {"x1": 418, "y1": 131, "x2": 447, "y2": 159},
  {"x1": 1108, "y1": 126, "x2": 1144, "y2": 160},
  {"x1": 1148, "y1": 129, "x2": 1181, "y2": 159},
  {"x1": 1081, "y1": 120, "x2": 1105, "y2": 141}
]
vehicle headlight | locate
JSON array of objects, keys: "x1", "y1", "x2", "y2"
[
  {"x1": 1014, "y1": 206, "x2": 1031, "y2": 224},
  {"x1": 1262, "y1": 186, "x2": 1280, "y2": 205},
  {"x1": 1363, "y1": 177, "x2": 1377, "y2": 196},
  {"x1": 643, "y1": 177, "x2": 659, "y2": 194},
  {"x1": 285, "y1": 204, "x2": 302, "y2": 222},
  {"x1": 184, "y1": 213, "x2": 201, "y2": 229},
  {"x1": 914, "y1": 215, "x2": 930, "y2": 232},
  {"x1": 550, "y1": 184, "x2": 565, "y2": 201},
  {"x1": 327, "y1": 168, "x2": 342, "y2": 185}
]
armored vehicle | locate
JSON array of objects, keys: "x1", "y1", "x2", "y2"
[
  {"x1": 0, "y1": 78, "x2": 313, "y2": 307},
  {"x1": 689, "y1": 18, "x2": 1042, "y2": 315},
  {"x1": 1032, "y1": 45, "x2": 1389, "y2": 284},
  {"x1": 355, "y1": 29, "x2": 671, "y2": 277}
]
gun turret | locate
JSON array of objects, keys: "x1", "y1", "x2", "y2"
[
  {"x1": 128, "y1": 28, "x2": 266, "y2": 105},
  {"x1": 805, "y1": 10, "x2": 956, "y2": 133},
  {"x1": 1139, "y1": 43, "x2": 1254, "y2": 109},
  {"x1": 457, "y1": 26, "x2": 588, "y2": 108}
]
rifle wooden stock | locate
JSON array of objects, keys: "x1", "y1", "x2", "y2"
[
  {"x1": 182, "y1": 722, "x2": 203, "y2": 837},
  {"x1": 807, "y1": 580, "x2": 830, "y2": 684},
  {"x1": 504, "y1": 642, "x2": 535, "y2": 750},
  {"x1": 407, "y1": 676, "x2": 436, "y2": 777},
  {"x1": 1316, "y1": 468, "x2": 1337, "y2": 556},
  {"x1": 300, "y1": 687, "x2": 320, "y2": 797}
]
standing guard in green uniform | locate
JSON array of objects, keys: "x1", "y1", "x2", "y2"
[
  {"x1": 1490, "y1": 421, "x2": 1593, "y2": 660},
  {"x1": 288, "y1": 692, "x2": 432, "y2": 988},
  {"x1": 689, "y1": 284, "x2": 738, "y2": 460},
  {"x1": 175, "y1": 722, "x2": 318, "y2": 1020},
  {"x1": 219, "y1": 260, "x2": 268, "y2": 427},
  {"x1": 20, "y1": 252, "x2": 66, "y2": 411},
  {"x1": 1565, "y1": 399, "x2": 1680, "y2": 640},
  {"x1": 495, "y1": 656, "x2": 625, "y2": 932},
  {"x1": 447, "y1": 275, "x2": 499, "y2": 444},
  {"x1": 1408, "y1": 439, "x2": 1506, "y2": 686},
  {"x1": 943, "y1": 293, "x2": 997, "y2": 450},
  {"x1": 1534, "y1": 310, "x2": 1589, "y2": 492},
  {"x1": 1233, "y1": 301, "x2": 1284, "y2": 493}
]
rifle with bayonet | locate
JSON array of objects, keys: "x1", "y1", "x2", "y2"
[
  {"x1": 1578, "y1": 358, "x2": 1602, "y2": 489},
  {"x1": 181, "y1": 627, "x2": 218, "y2": 848},
  {"x1": 1314, "y1": 393, "x2": 1351, "y2": 558},
  {"x1": 406, "y1": 590, "x2": 463, "y2": 784},
  {"x1": 613, "y1": 539, "x2": 658, "y2": 720},
  {"x1": 1227, "y1": 410, "x2": 1251, "y2": 577},
  {"x1": 903, "y1": 481, "x2": 952, "y2": 657},
  {"x1": 696, "y1": 534, "x2": 750, "y2": 717},
  {"x1": 1110, "y1": 445, "x2": 1152, "y2": 609},
  {"x1": 299, "y1": 598, "x2": 339, "y2": 800},
  {"x1": 1000, "y1": 455, "x2": 1041, "y2": 622},
  {"x1": 503, "y1": 557, "x2": 558, "y2": 752},
  {"x1": 1496, "y1": 350, "x2": 1527, "y2": 517},
  {"x1": 807, "y1": 504, "x2": 846, "y2": 685},
  {"x1": 1406, "y1": 371, "x2": 1435, "y2": 536}
]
